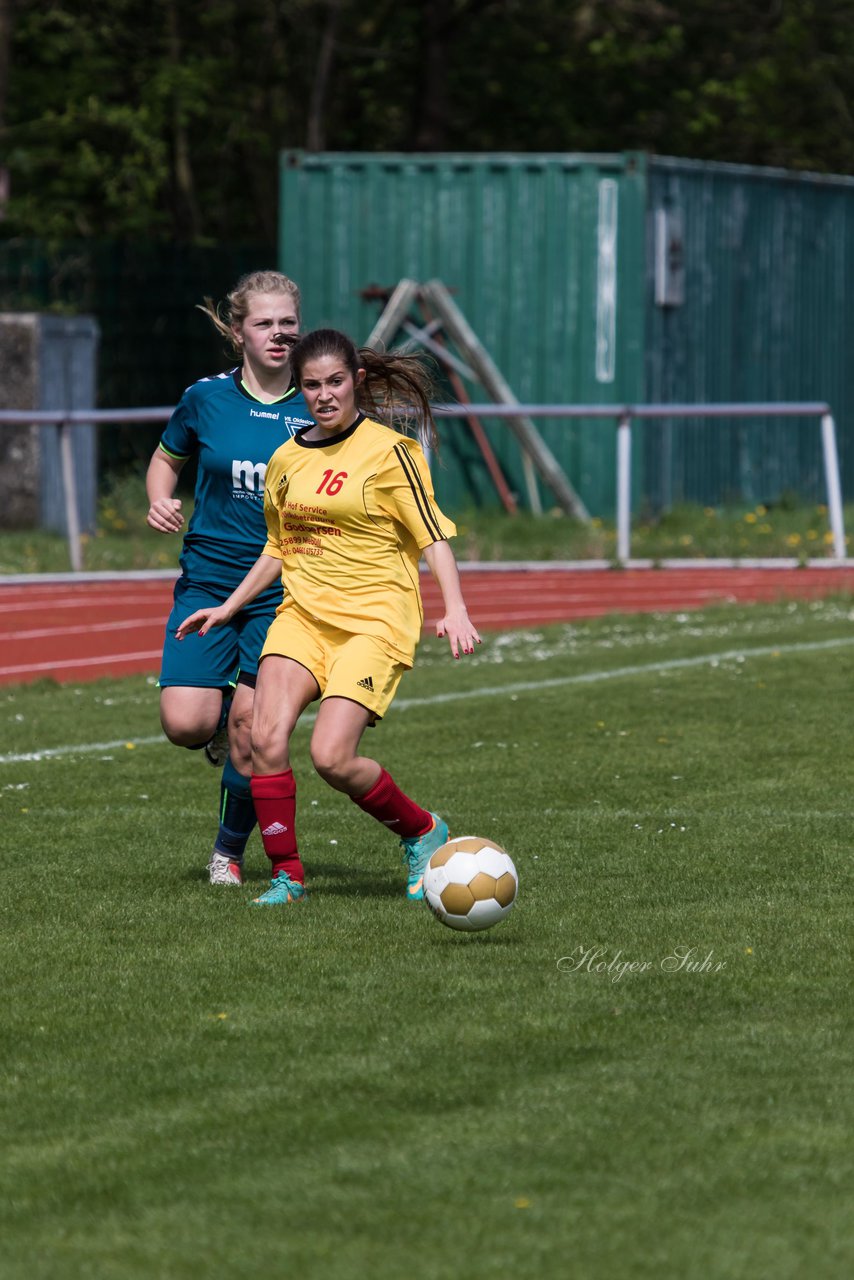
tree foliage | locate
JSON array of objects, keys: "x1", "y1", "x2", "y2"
[{"x1": 2, "y1": 0, "x2": 854, "y2": 245}]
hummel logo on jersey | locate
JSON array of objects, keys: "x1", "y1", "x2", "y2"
[
  {"x1": 356, "y1": 676, "x2": 374, "y2": 691},
  {"x1": 262, "y1": 821, "x2": 289, "y2": 836}
]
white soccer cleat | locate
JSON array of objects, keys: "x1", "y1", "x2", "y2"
[
  {"x1": 208, "y1": 851, "x2": 243, "y2": 885},
  {"x1": 203, "y1": 724, "x2": 229, "y2": 767}
]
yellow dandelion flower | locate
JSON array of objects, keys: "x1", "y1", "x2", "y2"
[
  {"x1": 785, "y1": 533, "x2": 802, "y2": 547},
  {"x1": 515, "y1": 1198, "x2": 531, "y2": 1209},
  {"x1": 744, "y1": 512, "x2": 757, "y2": 524}
]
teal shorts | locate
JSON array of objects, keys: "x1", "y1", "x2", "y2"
[{"x1": 158, "y1": 576, "x2": 281, "y2": 689}]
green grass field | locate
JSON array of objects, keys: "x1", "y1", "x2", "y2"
[{"x1": 2, "y1": 598, "x2": 853, "y2": 1278}]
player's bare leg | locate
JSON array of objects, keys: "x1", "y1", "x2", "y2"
[
  {"x1": 309, "y1": 696, "x2": 377, "y2": 795},
  {"x1": 251, "y1": 655, "x2": 318, "y2": 775},
  {"x1": 312, "y1": 697, "x2": 446, "y2": 901},
  {"x1": 159, "y1": 685, "x2": 224, "y2": 748}
]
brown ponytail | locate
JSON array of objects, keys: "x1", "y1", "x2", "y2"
[{"x1": 290, "y1": 328, "x2": 439, "y2": 451}]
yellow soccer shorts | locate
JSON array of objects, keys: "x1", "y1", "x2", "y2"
[{"x1": 260, "y1": 604, "x2": 408, "y2": 721}]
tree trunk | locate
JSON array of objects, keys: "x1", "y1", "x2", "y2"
[
  {"x1": 164, "y1": 0, "x2": 203, "y2": 240},
  {"x1": 413, "y1": 0, "x2": 451, "y2": 149},
  {"x1": 0, "y1": 0, "x2": 12, "y2": 216},
  {"x1": 307, "y1": 0, "x2": 343, "y2": 151}
]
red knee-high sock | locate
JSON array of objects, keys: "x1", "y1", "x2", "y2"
[
  {"x1": 250, "y1": 770, "x2": 305, "y2": 882},
  {"x1": 352, "y1": 768, "x2": 432, "y2": 839}
]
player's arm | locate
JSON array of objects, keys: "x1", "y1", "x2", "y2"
[
  {"x1": 146, "y1": 447, "x2": 186, "y2": 533},
  {"x1": 175, "y1": 551, "x2": 283, "y2": 639},
  {"x1": 422, "y1": 539, "x2": 481, "y2": 659}
]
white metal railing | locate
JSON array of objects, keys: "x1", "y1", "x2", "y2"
[
  {"x1": 0, "y1": 407, "x2": 172, "y2": 572},
  {"x1": 433, "y1": 400, "x2": 845, "y2": 562},
  {"x1": 0, "y1": 402, "x2": 846, "y2": 571}
]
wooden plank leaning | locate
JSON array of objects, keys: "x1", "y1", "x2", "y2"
[
  {"x1": 363, "y1": 279, "x2": 420, "y2": 350},
  {"x1": 422, "y1": 279, "x2": 591, "y2": 523}
]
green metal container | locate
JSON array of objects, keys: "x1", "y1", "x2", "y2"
[
  {"x1": 280, "y1": 151, "x2": 647, "y2": 516},
  {"x1": 280, "y1": 150, "x2": 853, "y2": 516},
  {"x1": 645, "y1": 156, "x2": 854, "y2": 511}
]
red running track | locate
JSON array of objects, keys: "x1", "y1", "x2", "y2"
[{"x1": 1, "y1": 565, "x2": 853, "y2": 686}]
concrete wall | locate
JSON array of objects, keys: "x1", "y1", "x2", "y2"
[
  {"x1": 0, "y1": 315, "x2": 41, "y2": 527},
  {"x1": 0, "y1": 313, "x2": 100, "y2": 532}
]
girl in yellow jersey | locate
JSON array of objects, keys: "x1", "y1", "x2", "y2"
[{"x1": 176, "y1": 328, "x2": 480, "y2": 905}]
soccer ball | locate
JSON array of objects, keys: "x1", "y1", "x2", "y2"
[{"x1": 422, "y1": 836, "x2": 518, "y2": 932}]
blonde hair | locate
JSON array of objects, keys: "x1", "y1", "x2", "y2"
[
  {"x1": 197, "y1": 270, "x2": 301, "y2": 359},
  {"x1": 290, "y1": 328, "x2": 440, "y2": 451}
]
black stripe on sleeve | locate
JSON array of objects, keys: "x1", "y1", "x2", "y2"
[{"x1": 393, "y1": 443, "x2": 444, "y2": 543}]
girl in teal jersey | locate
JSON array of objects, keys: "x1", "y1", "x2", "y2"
[{"x1": 146, "y1": 270, "x2": 313, "y2": 885}]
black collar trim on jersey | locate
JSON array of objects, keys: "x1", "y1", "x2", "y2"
[
  {"x1": 231, "y1": 368, "x2": 298, "y2": 404},
  {"x1": 294, "y1": 413, "x2": 365, "y2": 448}
]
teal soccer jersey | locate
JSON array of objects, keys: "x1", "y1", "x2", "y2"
[
  {"x1": 159, "y1": 369, "x2": 314, "y2": 591},
  {"x1": 157, "y1": 369, "x2": 314, "y2": 689}
]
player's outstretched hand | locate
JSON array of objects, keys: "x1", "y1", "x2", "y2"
[
  {"x1": 147, "y1": 497, "x2": 184, "y2": 533},
  {"x1": 436, "y1": 607, "x2": 482, "y2": 659},
  {"x1": 175, "y1": 606, "x2": 231, "y2": 640}
]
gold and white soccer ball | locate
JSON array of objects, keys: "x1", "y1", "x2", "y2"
[{"x1": 422, "y1": 836, "x2": 518, "y2": 932}]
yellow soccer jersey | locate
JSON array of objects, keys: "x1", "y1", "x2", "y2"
[{"x1": 262, "y1": 414, "x2": 456, "y2": 665}]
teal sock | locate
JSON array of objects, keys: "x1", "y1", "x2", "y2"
[{"x1": 214, "y1": 760, "x2": 256, "y2": 858}]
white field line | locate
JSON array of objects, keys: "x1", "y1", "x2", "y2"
[
  {"x1": 2, "y1": 634, "x2": 852, "y2": 766},
  {"x1": 0, "y1": 598, "x2": 170, "y2": 616},
  {"x1": 0, "y1": 650, "x2": 163, "y2": 679},
  {"x1": 4, "y1": 619, "x2": 165, "y2": 642}
]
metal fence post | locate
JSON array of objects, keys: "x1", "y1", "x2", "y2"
[
  {"x1": 820, "y1": 413, "x2": 846, "y2": 559},
  {"x1": 616, "y1": 412, "x2": 632, "y2": 563},
  {"x1": 58, "y1": 418, "x2": 83, "y2": 572}
]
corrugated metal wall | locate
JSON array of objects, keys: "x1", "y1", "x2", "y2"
[
  {"x1": 281, "y1": 150, "x2": 854, "y2": 517},
  {"x1": 644, "y1": 156, "x2": 854, "y2": 509},
  {"x1": 280, "y1": 151, "x2": 646, "y2": 515}
]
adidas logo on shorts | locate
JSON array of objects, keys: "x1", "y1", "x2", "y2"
[{"x1": 356, "y1": 676, "x2": 374, "y2": 692}]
